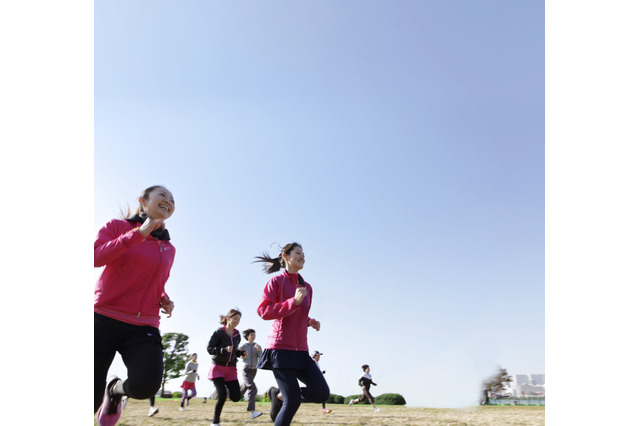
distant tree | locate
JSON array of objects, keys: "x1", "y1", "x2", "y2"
[
  {"x1": 326, "y1": 393, "x2": 345, "y2": 404},
  {"x1": 483, "y1": 366, "x2": 512, "y2": 395},
  {"x1": 160, "y1": 332, "x2": 190, "y2": 394},
  {"x1": 344, "y1": 393, "x2": 406, "y2": 405},
  {"x1": 375, "y1": 393, "x2": 406, "y2": 405}
]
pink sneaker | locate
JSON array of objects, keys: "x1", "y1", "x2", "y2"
[
  {"x1": 96, "y1": 376, "x2": 123, "y2": 426},
  {"x1": 322, "y1": 408, "x2": 332, "y2": 414}
]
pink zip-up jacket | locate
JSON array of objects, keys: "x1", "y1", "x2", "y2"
[
  {"x1": 94, "y1": 218, "x2": 175, "y2": 328},
  {"x1": 257, "y1": 270, "x2": 312, "y2": 352}
]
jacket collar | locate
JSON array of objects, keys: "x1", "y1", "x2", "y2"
[
  {"x1": 283, "y1": 269, "x2": 305, "y2": 286},
  {"x1": 220, "y1": 326, "x2": 238, "y2": 336},
  {"x1": 283, "y1": 269, "x2": 299, "y2": 280},
  {"x1": 127, "y1": 213, "x2": 171, "y2": 241}
]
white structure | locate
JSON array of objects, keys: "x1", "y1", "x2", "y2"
[{"x1": 505, "y1": 374, "x2": 545, "y2": 397}]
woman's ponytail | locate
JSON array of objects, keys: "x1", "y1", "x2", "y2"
[
  {"x1": 253, "y1": 242, "x2": 301, "y2": 274},
  {"x1": 253, "y1": 252, "x2": 283, "y2": 274}
]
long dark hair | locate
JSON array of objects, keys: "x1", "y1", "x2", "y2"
[{"x1": 253, "y1": 242, "x2": 302, "y2": 274}]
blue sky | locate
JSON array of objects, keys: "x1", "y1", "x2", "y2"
[
  {"x1": 5, "y1": 1, "x2": 640, "y2": 424},
  {"x1": 93, "y1": 0, "x2": 544, "y2": 408}
]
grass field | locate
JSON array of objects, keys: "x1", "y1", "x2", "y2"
[{"x1": 100, "y1": 398, "x2": 545, "y2": 425}]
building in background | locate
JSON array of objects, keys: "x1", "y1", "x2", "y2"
[{"x1": 505, "y1": 374, "x2": 545, "y2": 397}]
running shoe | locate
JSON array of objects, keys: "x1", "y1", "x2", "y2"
[
  {"x1": 148, "y1": 406, "x2": 159, "y2": 417},
  {"x1": 96, "y1": 376, "x2": 123, "y2": 426},
  {"x1": 349, "y1": 399, "x2": 354, "y2": 406},
  {"x1": 374, "y1": 408, "x2": 382, "y2": 413},
  {"x1": 179, "y1": 406, "x2": 185, "y2": 411},
  {"x1": 322, "y1": 408, "x2": 332, "y2": 414},
  {"x1": 268, "y1": 387, "x2": 283, "y2": 421},
  {"x1": 250, "y1": 410, "x2": 263, "y2": 419}
]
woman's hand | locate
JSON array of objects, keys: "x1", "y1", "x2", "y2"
[
  {"x1": 226, "y1": 346, "x2": 234, "y2": 353},
  {"x1": 309, "y1": 318, "x2": 321, "y2": 331},
  {"x1": 138, "y1": 216, "x2": 165, "y2": 237},
  {"x1": 294, "y1": 287, "x2": 308, "y2": 305},
  {"x1": 160, "y1": 296, "x2": 174, "y2": 318}
]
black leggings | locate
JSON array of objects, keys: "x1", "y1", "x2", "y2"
[
  {"x1": 94, "y1": 313, "x2": 164, "y2": 412},
  {"x1": 356, "y1": 387, "x2": 375, "y2": 405},
  {"x1": 212, "y1": 378, "x2": 241, "y2": 423},
  {"x1": 272, "y1": 357, "x2": 330, "y2": 426}
]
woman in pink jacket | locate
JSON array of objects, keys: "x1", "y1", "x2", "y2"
[
  {"x1": 94, "y1": 185, "x2": 176, "y2": 426},
  {"x1": 254, "y1": 242, "x2": 330, "y2": 426}
]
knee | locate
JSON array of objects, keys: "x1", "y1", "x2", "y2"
[
  {"x1": 229, "y1": 388, "x2": 242, "y2": 402},
  {"x1": 124, "y1": 367, "x2": 162, "y2": 399},
  {"x1": 308, "y1": 383, "x2": 330, "y2": 403},
  {"x1": 124, "y1": 379, "x2": 160, "y2": 400}
]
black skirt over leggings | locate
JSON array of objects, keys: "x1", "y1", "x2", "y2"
[
  {"x1": 94, "y1": 312, "x2": 164, "y2": 412},
  {"x1": 258, "y1": 349, "x2": 330, "y2": 426}
]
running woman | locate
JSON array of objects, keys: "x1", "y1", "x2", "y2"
[
  {"x1": 207, "y1": 309, "x2": 247, "y2": 426},
  {"x1": 349, "y1": 364, "x2": 381, "y2": 413},
  {"x1": 254, "y1": 242, "x2": 330, "y2": 426},
  {"x1": 94, "y1": 185, "x2": 176, "y2": 426},
  {"x1": 312, "y1": 351, "x2": 331, "y2": 414},
  {"x1": 239, "y1": 329, "x2": 263, "y2": 419},
  {"x1": 179, "y1": 353, "x2": 199, "y2": 410}
]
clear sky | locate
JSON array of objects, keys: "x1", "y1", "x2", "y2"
[
  {"x1": 93, "y1": 0, "x2": 544, "y2": 408},
  {"x1": 5, "y1": 1, "x2": 640, "y2": 424}
]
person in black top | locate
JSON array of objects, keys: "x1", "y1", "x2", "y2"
[
  {"x1": 206, "y1": 308, "x2": 247, "y2": 426},
  {"x1": 348, "y1": 364, "x2": 381, "y2": 413}
]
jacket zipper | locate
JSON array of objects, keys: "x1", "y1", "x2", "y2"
[
  {"x1": 225, "y1": 330, "x2": 234, "y2": 367},
  {"x1": 294, "y1": 275, "x2": 301, "y2": 350}
]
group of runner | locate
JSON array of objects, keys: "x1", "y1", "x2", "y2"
[{"x1": 93, "y1": 185, "x2": 380, "y2": 426}]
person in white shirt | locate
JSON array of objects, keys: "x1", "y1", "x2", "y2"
[{"x1": 312, "y1": 351, "x2": 332, "y2": 414}]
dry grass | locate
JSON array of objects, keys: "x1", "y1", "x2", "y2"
[{"x1": 101, "y1": 398, "x2": 545, "y2": 425}]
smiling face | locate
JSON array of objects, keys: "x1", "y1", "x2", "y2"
[
  {"x1": 283, "y1": 245, "x2": 305, "y2": 273},
  {"x1": 227, "y1": 313, "x2": 241, "y2": 329},
  {"x1": 140, "y1": 186, "x2": 175, "y2": 220}
]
